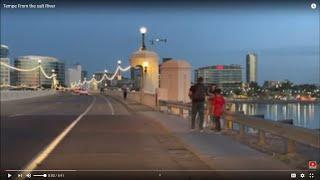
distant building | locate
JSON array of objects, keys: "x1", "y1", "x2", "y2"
[
  {"x1": 246, "y1": 52, "x2": 258, "y2": 83},
  {"x1": 0, "y1": 44, "x2": 10, "y2": 86},
  {"x1": 65, "y1": 64, "x2": 81, "y2": 87},
  {"x1": 194, "y1": 64, "x2": 242, "y2": 90},
  {"x1": 0, "y1": 44, "x2": 9, "y2": 58},
  {"x1": 263, "y1": 80, "x2": 282, "y2": 89},
  {"x1": 13, "y1": 56, "x2": 65, "y2": 88},
  {"x1": 81, "y1": 70, "x2": 87, "y2": 81}
]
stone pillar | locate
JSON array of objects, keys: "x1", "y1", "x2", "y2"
[
  {"x1": 159, "y1": 60, "x2": 191, "y2": 103},
  {"x1": 130, "y1": 50, "x2": 159, "y2": 94}
]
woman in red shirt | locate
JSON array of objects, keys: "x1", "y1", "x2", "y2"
[{"x1": 211, "y1": 88, "x2": 225, "y2": 132}]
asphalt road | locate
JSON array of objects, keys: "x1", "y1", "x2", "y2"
[{"x1": 1, "y1": 93, "x2": 212, "y2": 179}]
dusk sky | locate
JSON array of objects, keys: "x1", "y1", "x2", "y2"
[{"x1": 1, "y1": 0, "x2": 319, "y2": 84}]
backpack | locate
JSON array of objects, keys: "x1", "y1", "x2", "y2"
[{"x1": 192, "y1": 84, "x2": 206, "y2": 101}]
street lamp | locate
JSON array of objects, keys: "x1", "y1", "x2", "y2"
[
  {"x1": 143, "y1": 61, "x2": 148, "y2": 73},
  {"x1": 117, "y1": 60, "x2": 122, "y2": 80},
  {"x1": 140, "y1": 26, "x2": 147, "y2": 50},
  {"x1": 104, "y1": 69, "x2": 108, "y2": 88},
  {"x1": 51, "y1": 69, "x2": 57, "y2": 89},
  {"x1": 38, "y1": 59, "x2": 42, "y2": 89}
]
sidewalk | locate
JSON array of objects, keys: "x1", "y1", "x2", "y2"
[{"x1": 110, "y1": 94, "x2": 290, "y2": 170}]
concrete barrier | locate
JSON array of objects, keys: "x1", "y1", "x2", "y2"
[
  {"x1": 0, "y1": 90, "x2": 57, "y2": 102},
  {"x1": 158, "y1": 100, "x2": 320, "y2": 155}
]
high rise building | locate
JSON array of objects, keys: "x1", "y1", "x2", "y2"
[
  {"x1": 0, "y1": 44, "x2": 10, "y2": 86},
  {"x1": 194, "y1": 64, "x2": 242, "y2": 90},
  {"x1": 246, "y1": 52, "x2": 258, "y2": 83},
  {"x1": 65, "y1": 64, "x2": 81, "y2": 87},
  {"x1": 14, "y1": 56, "x2": 65, "y2": 87},
  {"x1": 81, "y1": 70, "x2": 87, "y2": 81}
]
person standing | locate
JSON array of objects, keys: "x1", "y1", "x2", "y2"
[
  {"x1": 122, "y1": 84, "x2": 128, "y2": 100},
  {"x1": 189, "y1": 77, "x2": 206, "y2": 132},
  {"x1": 211, "y1": 88, "x2": 225, "y2": 133},
  {"x1": 207, "y1": 84, "x2": 217, "y2": 130}
]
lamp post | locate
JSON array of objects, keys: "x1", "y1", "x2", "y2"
[
  {"x1": 37, "y1": 59, "x2": 42, "y2": 89},
  {"x1": 51, "y1": 69, "x2": 56, "y2": 89},
  {"x1": 117, "y1": 60, "x2": 122, "y2": 80},
  {"x1": 104, "y1": 69, "x2": 108, "y2": 88},
  {"x1": 140, "y1": 27, "x2": 147, "y2": 50},
  {"x1": 143, "y1": 61, "x2": 148, "y2": 73}
]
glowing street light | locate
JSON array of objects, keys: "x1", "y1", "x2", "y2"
[
  {"x1": 139, "y1": 26, "x2": 147, "y2": 50},
  {"x1": 143, "y1": 61, "x2": 148, "y2": 73}
]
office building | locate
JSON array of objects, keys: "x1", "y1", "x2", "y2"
[
  {"x1": 14, "y1": 56, "x2": 65, "y2": 88},
  {"x1": 81, "y1": 70, "x2": 87, "y2": 81},
  {"x1": 65, "y1": 64, "x2": 81, "y2": 87},
  {"x1": 194, "y1": 64, "x2": 242, "y2": 90},
  {"x1": 246, "y1": 52, "x2": 258, "y2": 83},
  {"x1": 0, "y1": 44, "x2": 10, "y2": 86}
]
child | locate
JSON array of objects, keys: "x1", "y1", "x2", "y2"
[{"x1": 211, "y1": 88, "x2": 225, "y2": 132}]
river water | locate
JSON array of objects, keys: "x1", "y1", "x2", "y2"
[{"x1": 229, "y1": 103, "x2": 320, "y2": 130}]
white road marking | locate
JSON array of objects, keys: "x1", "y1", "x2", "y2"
[
  {"x1": 8, "y1": 114, "x2": 24, "y2": 117},
  {"x1": 102, "y1": 95, "x2": 115, "y2": 115},
  {"x1": 17, "y1": 96, "x2": 96, "y2": 180}
]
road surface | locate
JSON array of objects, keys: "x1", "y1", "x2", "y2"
[{"x1": 1, "y1": 93, "x2": 213, "y2": 179}]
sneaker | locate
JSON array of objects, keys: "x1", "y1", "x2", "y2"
[
  {"x1": 190, "y1": 129, "x2": 196, "y2": 132},
  {"x1": 200, "y1": 129, "x2": 204, "y2": 133},
  {"x1": 214, "y1": 131, "x2": 222, "y2": 135}
]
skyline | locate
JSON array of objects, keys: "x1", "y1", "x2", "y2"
[{"x1": 1, "y1": 1, "x2": 319, "y2": 84}]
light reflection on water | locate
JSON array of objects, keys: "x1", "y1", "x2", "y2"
[{"x1": 230, "y1": 103, "x2": 320, "y2": 129}]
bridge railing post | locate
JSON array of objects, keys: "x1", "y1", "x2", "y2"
[
  {"x1": 239, "y1": 124, "x2": 245, "y2": 137},
  {"x1": 167, "y1": 105, "x2": 172, "y2": 114},
  {"x1": 179, "y1": 107, "x2": 184, "y2": 117},
  {"x1": 258, "y1": 129, "x2": 266, "y2": 146},
  {"x1": 227, "y1": 120, "x2": 233, "y2": 130},
  {"x1": 286, "y1": 139, "x2": 297, "y2": 155}
]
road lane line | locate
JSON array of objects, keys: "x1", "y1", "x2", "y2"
[
  {"x1": 17, "y1": 96, "x2": 96, "y2": 180},
  {"x1": 102, "y1": 95, "x2": 115, "y2": 115},
  {"x1": 8, "y1": 113, "x2": 24, "y2": 117}
]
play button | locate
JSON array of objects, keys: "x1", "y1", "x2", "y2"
[{"x1": 7, "y1": 173, "x2": 12, "y2": 178}]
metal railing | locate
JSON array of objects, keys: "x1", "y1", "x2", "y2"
[{"x1": 157, "y1": 100, "x2": 320, "y2": 155}]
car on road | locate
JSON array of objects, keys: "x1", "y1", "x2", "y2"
[{"x1": 78, "y1": 89, "x2": 89, "y2": 96}]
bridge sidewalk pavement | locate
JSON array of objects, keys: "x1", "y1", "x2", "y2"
[{"x1": 109, "y1": 94, "x2": 290, "y2": 171}]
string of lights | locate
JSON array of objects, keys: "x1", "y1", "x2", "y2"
[
  {"x1": 0, "y1": 62, "x2": 40, "y2": 72},
  {"x1": 0, "y1": 61, "x2": 131, "y2": 88},
  {"x1": 0, "y1": 62, "x2": 58, "y2": 89},
  {"x1": 73, "y1": 65, "x2": 131, "y2": 87},
  {"x1": 0, "y1": 62, "x2": 56, "y2": 79},
  {"x1": 39, "y1": 66, "x2": 56, "y2": 79}
]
